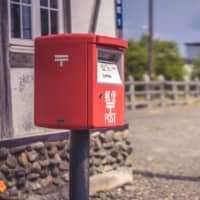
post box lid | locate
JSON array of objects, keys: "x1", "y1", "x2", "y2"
[
  {"x1": 96, "y1": 35, "x2": 128, "y2": 49},
  {"x1": 35, "y1": 34, "x2": 128, "y2": 49}
]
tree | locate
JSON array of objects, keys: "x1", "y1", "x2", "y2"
[
  {"x1": 154, "y1": 39, "x2": 185, "y2": 80},
  {"x1": 125, "y1": 37, "x2": 148, "y2": 80},
  {"x1": 125, "y1": 35, "x2": 186, "y2": 80},
  {"x1": 191, "y1": 57, "x2": 200, "y2": 79}
]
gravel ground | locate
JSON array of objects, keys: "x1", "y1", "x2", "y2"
[{"x1": 123, "y1": 104, "x2": 200, "y2": 200}]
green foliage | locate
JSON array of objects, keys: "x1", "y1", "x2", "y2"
[
  {"x1": 125, "y1": 35, "x2": 186, "y2": 80},
  {"x1": 191, "y1": 57, "x2": 200, "y2": 79}
]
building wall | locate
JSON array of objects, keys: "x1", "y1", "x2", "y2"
[
  {"x1": 10, "y1": 0, "x2": 118, "y2": 137},
  {"x1": 71, "y1": 0, "x2": 116, "y2": 36},
  {"x1": 186, "y1": 45, "x2": 200, "y2": 60}
]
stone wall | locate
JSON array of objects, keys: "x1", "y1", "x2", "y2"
[{"x1": 0, "y1": 128, "x2": 133, "y2": 200}]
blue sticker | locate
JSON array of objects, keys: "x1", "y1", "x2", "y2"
[{"x1": 115, "y1": 0, "x2": 123, "y2": 29}]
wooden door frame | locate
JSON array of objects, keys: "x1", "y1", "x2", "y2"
[{"x1": 0, "y1": 0, "x2": 13, "y2": 138}]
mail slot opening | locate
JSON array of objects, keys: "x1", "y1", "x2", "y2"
[{"x1": 97, "y1": 48, "x2": 122, "y2": 85}]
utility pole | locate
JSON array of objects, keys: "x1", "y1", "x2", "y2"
[{"x1": 148, "y1": 0, "x2": 154, "y2": 80}]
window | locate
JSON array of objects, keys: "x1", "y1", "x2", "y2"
[
  {"x1": 9, "y1": 0, "x2": 64, "y2": 49},
  {"x1": 40, "y1": 0, "x2": 59, "y2": 35},
  {"x1": 11, "y1": 0, "x2": 32, "y2": 39}
]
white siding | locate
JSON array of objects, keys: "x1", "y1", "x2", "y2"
[{"x1": 71, "y1": 0, "x2": 116, "y2": 37}]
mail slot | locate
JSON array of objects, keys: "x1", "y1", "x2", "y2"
[{"x1": 34, "y1": 34, "x2": 128, "y2": 129}]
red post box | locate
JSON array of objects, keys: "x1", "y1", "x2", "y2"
[{"x1": 34, "y1": 34, "x2": 128, "y2": 129}]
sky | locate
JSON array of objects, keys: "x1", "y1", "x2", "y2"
[{"x1": 123, "y1": 0, "x2": 200, "y2": 57}]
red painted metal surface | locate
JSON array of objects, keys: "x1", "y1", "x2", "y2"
[{"x1": 34, "y1": 34, "x2": 127, "y2": 129}]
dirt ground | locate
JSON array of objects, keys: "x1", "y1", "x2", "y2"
[{"x1": 125, "y1": 105, "x2": 200, "y2": 200}]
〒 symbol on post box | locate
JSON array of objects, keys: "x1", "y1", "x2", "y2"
[{"x1": 54, "y1": 54, "x2": 69, "y2": 67}]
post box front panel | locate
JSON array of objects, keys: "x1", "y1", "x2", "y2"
[
  {"x1": 35, "y1": 38, "x2": 88, "y2": 129},
  {"x1": 88, "y1": 45, "x2": 124, "y2": 128}
]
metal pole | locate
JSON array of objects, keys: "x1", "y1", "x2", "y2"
[
  {"x1": 69, "y1": 130, "x2": 90, "y2": 200},
  {"x1": 148, "y1": 0, "x2": 154, "y2": 80},
  {"x1": 89, "y1": 0, "x2": 101, "y2": 33},
  {"x1": 63, "y1": 0, "x2": 72, "y2": 33}
]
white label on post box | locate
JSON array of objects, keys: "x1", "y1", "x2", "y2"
[
  {"x1": 97, "y1": 48, "x2": 122, "y2": 85},
  {"x1": 97, "y1": 61, "x2": 122, "y2": 84}
]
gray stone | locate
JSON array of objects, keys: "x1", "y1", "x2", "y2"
[
  {"x1": 122, "y1": 130, "x2": 129, "y2": 139},
  {"x1": 51, "y1": 167, "x2": 59, "y2": 177},
  {"x1": 49, "y1": 158, "x2": 60, "y2": 166},
  {"x1": 18, "y1": 152, "x2": 29, "y2": 167},
  {"x1": 127, "y1": 146, "x2": 133, "y2": 154},
  {"x1": 31, "y1": 162, "x2": 41, "y2": 173},
  {"x1": 0, "y1": 148, "x2": 9, "y2": 159},
  {"x1": 90, "y1": 169, "x2": 133, "y2": 195},
  {"x1": 26, "y1": 150, "x2": 39, "y2": 162},
  {"x1": 123, "y1": 184, "x2": 133, "y2": 191},
  {"x1": 6, "y1": 155, "x2": 17, "y2": 169},
  {"x1": 94, "y1": 137, "x2": 102, "y2": 149},
  {"x1": 110, "y1": 150, "x2": 118, "y2": 158},
  {"x1": 17, "y1": 177, "x2": 26, "y2": 187},
  {"x1": 0, "y1": 172, "x2": 6, "y2": 183},
  {"x1": 27, "y1": 194, "x2": 43, "y2": 200},
  {"x1": 39, "y1": 148, "x2": 47, "y2": 156},
  {"x1": 107, "y1": 155, "x2": 116, "y2": 164},
  {"x1": 99, "y1": 134, "x2": 107, "y2": 143},
  {"x1": 28, "y1": 182, "x2": 41, "y2": 191},
  {"x1": 0, "y1": 164, "x2": 9, "y2": 174},
  {"x1": 115, "y1": 142, "x2": 127, "y2": 151},
  {"x1": 40, "y1": 175, "x2": 53, "y2": 187},
  {"x1": 60, "y1": 184, "x2": 69, "y2": 199},
  {"x1": 62, "y1": 173, "x2": 69, "y2": 182},
  {"x1": 103, "y1": 142, "x2": 114, "y2": 149},
  {"x1": 125, "y1": 157, "x2": 132, "y2": 167},
  {"x1": 103, "y1": 165, "x2": 113, "y2": 172},
  {"x1": 93, "y1": 151, "x2": 107, "y2": 158},
  {"x1": 8, "y1": 187, "x2": 18, "y2": 197},
  {"x1": 60, "y1": 150, "x2": 69, "y2": 160},
  {"x1": 10, "y1": 145, "x2": 27, "y2": 155},
  {"x1": 15, "y1": 167, "x2": 26, "y2": 177},
  {"x1": 30, "y1": 142, "x2": 45, "y2": 151},
  {"x1": 45, "y1": 142, "x2": 54, "y2": 150},
  {"x1": 93, "y1": 158, "x2": 102, "y2": 166},
  {"x1": 7, "y1": 179, "x2": 16, "y2": 188},
  {"x1": 27, "y1": 173, "x2": 40, "y2": 181},
  {"x1": 40, "y1": 169, "x2": 49, "y2": 178},
  {"x1": 59, "y1": 162, "x2": 69, "y2": 171},
  {"x1": 39, "y1": 160, "x2": 49, "y2": 168},
  {"x1": 116, "y1": 153, "x2": 124, "y2": 162},
  {"x1": 101, "y1": 158, "x2": 108, "y2": 165},
  {"x1": 54, "y1": 153, "x2": 62, "y2": 163},
  {"x1": 126, "y1": 140, "x2": 131, "y2": 145},
  {"x1": 113, "y1": 131, "x2": 123, "y2": 141},
  {"x1": 48, "y1": 146, "x2": 58, "y2": 158},
  {"x1": 52, "y1": 177, "x2": 60, "y2": 185},
  {"x1": 105, "y1": 130, "x2": 115, "y2": 142},
  {"x1": 56, "y1": 141, "x2": 65, "y2": 150}
]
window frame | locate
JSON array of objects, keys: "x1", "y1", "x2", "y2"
[{"x1": 8, "y1": 0, "x2": 64, "y2": 52}]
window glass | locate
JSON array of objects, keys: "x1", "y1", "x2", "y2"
[
  {"x1": 51, "y1": 11, "x2": 58, "y2": 34},
  {"x1": 41, "y1": 9, "x2": 49, "y2": 35},
  {"x1": 11, "y1": 0, "x2": 32, "y2": 39},
  {"x1": 50, "y1": 0, "x2": 58, "y2": 8},
  {"x1": 22, "y1": 0, "x2": 31, "y2": 4},
  {"x1": 11, "y1": 4, "x2": 21, "y2": 38},
  {"x1": 40, "y1": 0, "x2": 48, "y2": 7},
  {"x1": 40, "y1": 0, "x2": 59, "y2": 35},
  {"x1": 22, "y1": 6, "x2": 32, "y2": 39},
  {"x1": 10, "y1": 0, "x2": 62, "y2": 44}
]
